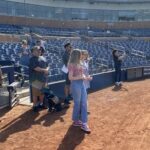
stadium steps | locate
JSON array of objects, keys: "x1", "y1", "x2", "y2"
[
  {"x1": 6, "y1": 80, "x2": 30, "y2": 99},
  {"x1": 19, "y1": 96, "x2": 32, "y2": 106},
  {"x1": 17, "y1": 87, "x2": 30, "y2": 99},
  {"x1": 0, "y1": 87, "x2": 9, "y2": 109},
  {"x1": 0, "y1": 86, "x2": 30, "y2": 108},
  {"x1": 15, "y1": 80, "x2": 31, "y2": 106}
]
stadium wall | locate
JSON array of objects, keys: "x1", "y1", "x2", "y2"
[
  {"x1": 1, "y1": 15, "x2": 150, "y2": 29},
  {"x1": 49, "y1": 70, "x2": 127, "y2": 98},
  {"x1": 0, "y1": 34, "x2": 19, "y2": 42},
  {"x1": 1, "y1": 65, "x2": 146, "y2": 105}
]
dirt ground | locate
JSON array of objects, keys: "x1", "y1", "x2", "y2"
[{"x1": 1, "y1": 79, "x2": 150, "y2": 150}]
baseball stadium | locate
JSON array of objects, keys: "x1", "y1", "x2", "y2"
[{"x1": 0, "y1": 0, "x2": 150, "y2": 149}]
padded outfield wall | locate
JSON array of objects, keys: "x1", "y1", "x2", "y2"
[
  {"x1": 49, "y1": 70, "x2": 127, "y2": 98},
  {"x1": 1, "y1": 65, "x2": 149, "y2": 104}
]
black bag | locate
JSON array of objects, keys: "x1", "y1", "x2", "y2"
[{"x1": 41, "y1": 87, "x2": 62, "y2": 112}]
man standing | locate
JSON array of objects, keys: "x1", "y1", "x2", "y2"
[
  {"x1": 112, "y1": 48, "x2": 126, "y2": 86},
  {"x1": 62, "y1": 43, "x2": 72, "y2": 104},
  {"x1": 29, "y1": 46, "x2": 49, "y2": 112}
]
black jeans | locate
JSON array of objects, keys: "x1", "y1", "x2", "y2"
[{"x1": 114, "y1": 64, "x2": 121, "y2": 82}]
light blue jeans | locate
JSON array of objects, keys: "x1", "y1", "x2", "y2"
[{"x1": 71, "y1": 80, "x2": 88, "y2": 123}]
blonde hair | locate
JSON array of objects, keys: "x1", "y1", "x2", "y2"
[
  {"x1": 81, "y1": 50, "x2": 89, "y2": 60},
  {"x1": 69, "y1": 49, "x2": 81, "y2": 65},
  {"x1": 81, "y1": 50, "x2": 88, "y2": 55}
]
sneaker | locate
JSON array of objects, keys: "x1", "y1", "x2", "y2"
[
  {"x1": 48, "y1": 107, "x2": 54, "y2": 113},
  {"x1": 68, "y1": 95, "x2": 73, "y2": 100},
  {"x1": 72, "y1": 121, "x2": 82, "y2": 127},
  {"x1": 32, "y1": 106, "x2": 39, "y2": 112},
  {"x1": 81, "y1": 124, "x2": 91, "y2": 134},
  {"x1": 38, "y1": 104, "x2": 47, "y2": 109},
  {"x1": 63, "y1": 103, "x2": 70, "y2": 109},
  {"x1": 64, "y1": 98, "x2": 71, "y2": 104}
]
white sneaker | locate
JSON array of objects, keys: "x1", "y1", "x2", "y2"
[{"x1": 81, "y1": 123, "x2": 91, "y2": 134}]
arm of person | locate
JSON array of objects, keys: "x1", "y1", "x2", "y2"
[
  {"x1": 68, "y1": 64, "x2": 90, "y2": 81},
  {"x1": 68, "y1": 64, "x2": 82, "y2": 80},
  {"x1": 29, "y1": 57, "x2": 48, "y2": 74},
  {"x1": 34, "y1": 67, "x2": 49, "y2": 74},
  {"x1": 86, "y1": 75, "x2": 93, "y2": 80},
  {"x1": 69, "y1": 70, "x2": 92, "y2": 81},
  {"x1": 68, "y1": 71, "x2": 84, "y2": 81},
  {"x1": 31, "y1": 33, "x2": 43, "y2": 39},
  {"x1": 114, "y1": 51, "x2": 119, "y2": 58},
  {"x1": 118, "y1": 52, "x2": 126, "y2": 60},
  {"x1": 31, "y1": 33, "x2": 48, "y2": 40}
]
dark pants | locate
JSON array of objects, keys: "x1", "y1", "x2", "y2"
[
  {"x1": 114, "y1": 64, "x2": 121, "y2": 82},
  {"x1": 64, "y1": 73, "x2": 71, "y2": 85}
]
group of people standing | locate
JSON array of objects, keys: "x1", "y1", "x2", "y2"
[
  {"x1": 21, "y1": 40, "x2": 92, "y2": 133},
  {"x1": 62, "y1": 43, "x2": 126, "y2": 134},
  {"x1": 19, "y1": 39, "x2": 125, "y2": 134},
  {"x1": 62, "y1": 43, "x2": 92, "y2": 134},
  {"x1": 18, "y1": 37, "x2": 48, "y2": 112}
]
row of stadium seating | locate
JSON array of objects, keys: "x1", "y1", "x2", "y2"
[
  {"x1": 1, "y1": 24, "x2": 150, "y2": 37},
  {"x1": 0, "y1": 38, "x2": 150, "y2": 82}
]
